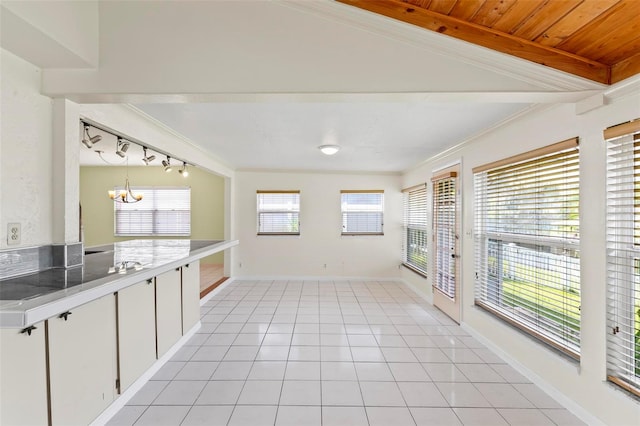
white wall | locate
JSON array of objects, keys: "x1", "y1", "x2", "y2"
[
  {"x1": 402, "y1": 88, "x2": 640, "y2": 425},
  {"x1": 0, "y1": 49, "x2": 53, "y2": 249},
  {"x1": 233, "y1": 171, "x2": 402, "y2": 278}
]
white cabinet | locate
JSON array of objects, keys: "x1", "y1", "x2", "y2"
[
  {"x1": 48, "y1": 295, "x2": 117, "y2": 426},
  {"x1": 181, "y1": 260, "x2": 201, "y2": 334},
  {"x1": 0, "y1": 322, "x2": 48, "y2": 426},
  {"x1": 156, "y1": 268, "x2": 182, "y2": 357},
  {"x1": 117, "y1": 278, "x2": 156, "y2": 392}
]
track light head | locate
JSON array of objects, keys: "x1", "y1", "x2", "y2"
[
  {"x1": 115, "y1": 138, "x2": 130, "y2": 158},
  {"x1": 162, "y1": 156, "x2": 172, "y2": 172},
  {"x1": 142, "y1": 147, "x2": 156, "y2": 165},
  {"x1": 178, "y1": 161, "x2": 189, "y2": 177},
  {"x1": 82, "y1": 125, "x2": 102, "y2": 149}
]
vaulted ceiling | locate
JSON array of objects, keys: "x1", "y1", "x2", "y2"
[
  {"x1": 337, "y1": 0, "x2": 640, "y2": 84},
  {"x1": 2, "y1": 1, "x2": 632, "y2": 173}
]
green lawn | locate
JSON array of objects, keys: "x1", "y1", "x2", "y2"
[
  {"x1": 488, "y1": 251, "x2": 640, "y2": 374},
  {"x1": 502, "y1": 278, "x2": 580, "y2": 332}
]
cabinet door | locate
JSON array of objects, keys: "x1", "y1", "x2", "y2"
[
  {"x1": 156, "y1": 268, "x2": 182, "y2": 357},
  {"x1": 48, "y1": 295, "x2": 117, "y2": 426},
  {"x1": 0, "y1": 322, "x2": 48, "y2": 426},
  {"x1": 117, "y1": 279, "x2": 156, "y2": 392},
  {"x1": 181, "y1": 260, "x2": 201, "y2": 334}
]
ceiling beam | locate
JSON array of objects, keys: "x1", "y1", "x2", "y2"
[
  {"x1": 336, "y1": 0, "x2": 610, "y2": 84},
  {"x1": 611, "y1": 51, "x2": 640, "y2": 84}
]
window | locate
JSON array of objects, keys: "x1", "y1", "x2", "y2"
[
  {"x1": 402, "y1": 184, "x2": 428, "y2": 276},
  {"x1": 257, "y1": 191, "x2": 300, "y2": 235},
  {"x1": 115, "y1": 187, "x2": 190, "y2": 236},
  {"x1": 341, "y1": 190, "x2": 384, "y2": 235},
  {"x1": 605, "y1": 119, "x2": 640, "y2": 396},
  {"x1": 433, "y1": 171, "x2": 458, "y2": 299},
  {"x1": 474, "y1": 138, "x2": 580, "y2": 359}
]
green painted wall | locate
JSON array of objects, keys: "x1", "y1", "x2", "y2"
[{"x1": 80, "y1": 165, "x2": 225, "y2": 264}]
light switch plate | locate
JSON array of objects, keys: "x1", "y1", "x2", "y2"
[{"x1": 7, "y1": 223, "x2": 20, "y2": 245}]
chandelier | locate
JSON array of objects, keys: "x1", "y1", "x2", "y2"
[
  {"x1": 108, "y1": 158, "x2": 143, "y2": 203},
  {"x1": 108, "y1": 177, "x2": 143, "y2": 203}
]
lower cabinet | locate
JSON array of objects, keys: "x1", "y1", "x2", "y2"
[
  {"x1": 156, "y1": 268, "x2": 183, "y2": 357},
  {"x1": 117, "y1": 278, "x2": 157, "y2": 392},
  {"x1": 48, "y1": 295, "x2": 117, "y2": 426},
  {"x1": 181, "y1": 260, "x2": 201, "y2": 334},
  {"x1": 0, "y1": 322, "x2": 48, "y2": 426},
  {"x1": 0, "y1": 260, "x2": 204, "y2": 425}
]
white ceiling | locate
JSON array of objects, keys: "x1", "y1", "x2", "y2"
[
  {"x1": 1, "y1": 0, "x2": 602, "y2": 173},
  {"x1": 127, "y1": 101, "x2": 529, "y2": 172}
]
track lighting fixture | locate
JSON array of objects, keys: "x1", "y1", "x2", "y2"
[
  {"x1": 80, "y1": 120, "x2": 194, "y2": 176},
  {"x1": 142, "y1": 147, "x2": 156, "y2": 165},
  {"x1": 115, "y1": 138, "x2": 130, "y2": 158},
  {"x1": 82, "y1": 124, "x2": 102, "y2": 148},
  {"x1": 162, "y1": 156, "x2": 173, "y2": 172},
  {"x1": 178, "y1": 162, "x2": 189, "y2": 177}
]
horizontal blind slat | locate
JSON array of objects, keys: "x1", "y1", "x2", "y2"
[
  {"x1": 605, "y1": 124, "x2": 640, "y2": 396},
  {"x1": 342, "y1": 191, "x2": 384, "y2": 235},
  {"x1": 257, "y1": 191, "x2": 300, "y2": 234},
  {"x1": 474, "y1": 142, "x2": 581, "y2": 359},
  {"x1": 403, "y1": 186, "x2": 428, "y2": 274},
  {"x1": 114, "y1": 187, "x2": 190, "y2": 236}
]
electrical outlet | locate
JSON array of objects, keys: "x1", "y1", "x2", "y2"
[{"x1": 7, "y1": 223, "x2": 20, "y2": 246}]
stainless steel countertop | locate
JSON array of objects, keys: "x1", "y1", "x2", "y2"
[{"x1": 0, "y1": 239, "x2": 238, "y2": 328}]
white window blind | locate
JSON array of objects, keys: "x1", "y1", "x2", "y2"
[
  {"x1": 402, "y1": 184, "x2": 428, "y2": 276},
  {"x1": 341, "y1": 191, "x2": 384, "y2": 235},
  {"x1": 605, "y1": 119, "x2": 640, "y2": 397},
  {"x1": 115, "y1": 187, "x2": 190, "y2": 236},
  {"x1": 257, "y1": 191, "x2": 300, "y2": 235},
  {"x1": 474, "y1": 138, "x2": 581, "y2": 359},
  {"x1": 433, "y1": 173, "x2": 458, "y2": 299}
]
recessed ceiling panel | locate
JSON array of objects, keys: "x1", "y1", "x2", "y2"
[{"x1": 132, "y1": 101, "x2": 529, "y2": 172}]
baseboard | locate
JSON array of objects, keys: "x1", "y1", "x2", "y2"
[
  {"x1": 199, "y1": 276, "x2": 229, "y2": 299},
  {"x1": 230, "y1": 275, "x2": 405, "y2": 282},
  {"x1": 459, "y1": 322, "x2": 604, "y2": 426},
  {"x1": 200, "y1": 276, "x2": 237, "y2": 305},
  {"x1": 92, "y1": 276, "x2": 601, "y2": 426},
  {"x1": 394, "y1": 279, "x2": 601, "y2": 425},
  {"x1": 90, "y1": 322, "x2": 201, "y2": 426},
  {"x1": 399, "y1": 277, "x2": 433, "y2": 304}
]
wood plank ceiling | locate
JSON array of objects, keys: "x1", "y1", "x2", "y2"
[{"x1": 336, "y1": 0, "x2": 640, "y2": 84}]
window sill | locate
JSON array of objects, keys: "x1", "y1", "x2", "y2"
[
  {"x1": 257, "y1": 233, "x2": 300, "y2": 237},
  {"x1": 473, "y1": 301, "x2": 581, "y2": 363},
  {"x1": 341, "y1": 233, "x2": 384, "y2": 237},
  {"x1": 401, "y1": 263, "x2": 428, "y2": 278},
  {"x1": 114, "y1": 234, "x2": 191, "y2": 237}
]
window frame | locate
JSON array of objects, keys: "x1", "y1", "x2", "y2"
[
  {"x1": 256, "y1": 190, "x2": 301, "y2": 236},
  {"x1": 402, "y1": 184, "x2": 428, "y2": 277},
  {"x1": 114, "y1": 186, "x2": 191, "y2": 237},
  {"x1": 605, "y1": 119, "x2": 640, "y2": 397},
  {"x1": 340, "y1": 190, "x2": 385, "y2": 236},
  {"x1": 432, "y1": 171, "x2": 459, "y2": 299},
  {"x1": 473, "y1": 138, "x2": 581, "y2": 360}
]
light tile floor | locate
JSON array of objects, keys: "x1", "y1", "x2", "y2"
[{"x1": 106, "y1": 279, "x2": 586, "y2": 426}]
